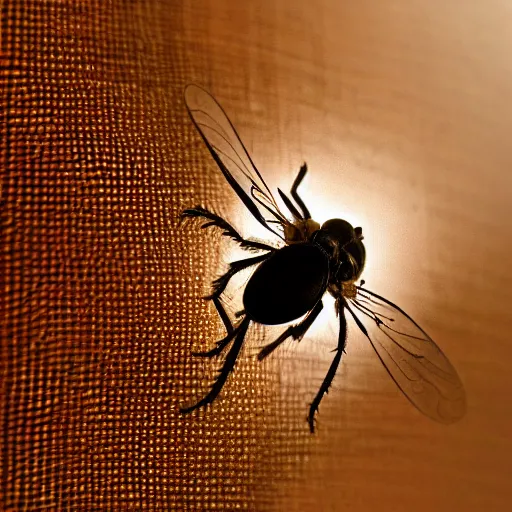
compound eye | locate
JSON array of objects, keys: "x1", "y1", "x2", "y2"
[{"x1": 321, "y1": 219, "x2": 354, "y2": 245}]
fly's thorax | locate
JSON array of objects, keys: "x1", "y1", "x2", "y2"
[
  {"x1": 314, "y1": 218, "x2": 366, "y2": 284},
  {"x1": 284, "y1": 218, "x2": 321, "y2": 244}
]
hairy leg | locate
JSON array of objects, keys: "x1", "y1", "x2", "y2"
[
  {"x1": 257, "y1": 300, "x2": 324, "y2": 360},
  {"x1": 205, "y1": 252, "x2": 270, "y2": 300},
  {"x1": 192, "y1": 297, "x2": 236, "y2": 357},
  {"x1": 308, "y1": 303, "x2": 347, "y2": 433},
  {"x1": 180, "y1": 316, "x2": 251, "y2": 414},
  {"x1": 182, "y1": 206, "x2": 275, "y2": 252}
]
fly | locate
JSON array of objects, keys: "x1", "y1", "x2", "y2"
[{"x1": 180, "y1": 84, "x2": 466, "y2": 433}]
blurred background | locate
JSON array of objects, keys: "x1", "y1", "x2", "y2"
[{"x1": 1, "y1": 0, "x2": 511, "y2": 510}]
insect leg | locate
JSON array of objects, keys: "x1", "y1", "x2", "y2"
[
  {"x1": 206, "y1": 252, "x2": 271, "y2": 300},
  {"x1": 212, "y1": 296, "x2": 234, "y2": 334},
  {"x1": 257, "y1": 300, "x2": 324, "y2": 360},
  {"x1": 308, "y1": 304, "x2": 347, "y2": 433},
  {"x1": 290, "y1": 163, "x2": 311, "y2": 220},
  {"x1": 277, "y1": 188, "x2": 303, "y2": 220},
  {"x1": 180, "y1": 316, "x2": 251, "y2": 414},
  {"x1": 182, "y1": 206, "x2": 276, "y2": 252},
  {"x1": 192, "y1": 298, "x2": 237, "y2": 357}
]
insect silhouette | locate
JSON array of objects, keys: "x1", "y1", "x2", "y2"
[{"x1": 180, "y1": 84, "x2": 466, "y2": 433}]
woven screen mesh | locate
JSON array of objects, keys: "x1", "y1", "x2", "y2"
[
  {"x1": 1, "y1": 1, "x2": 321, "y2": 510},
  {"x1": 6, "y1": 1, "x2": 510, "y2": 511}
]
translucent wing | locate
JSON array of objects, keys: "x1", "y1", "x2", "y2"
[
  {"x1": 185, "y1": 84, "x2": 289, "y2": 238},
  {"x1": 346, "y1": 286, "x2": 466, "y2": 423}
]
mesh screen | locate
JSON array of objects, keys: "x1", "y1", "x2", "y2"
[
  {"x1": 1, "y1": 1, "x2": 320, "y2": 510},
  {"x1": 3, "y1": 1, "x2": 510, "y2": 511}
]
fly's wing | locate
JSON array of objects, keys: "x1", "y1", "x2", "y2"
[
  {"x1": 346, "y1": 286, "x2": 466, "y2": 423},
  {"x1": 185, "y1": 84, "x2": 289, "y2": 238}
]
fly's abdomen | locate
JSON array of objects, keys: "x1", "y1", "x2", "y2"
[{"x1": 243, "y1": 244, "x2": 329, "y2": 325}]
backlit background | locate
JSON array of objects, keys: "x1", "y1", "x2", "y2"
[{"x1": 2, "y1": 1, "x2": 511, "y2": 510}]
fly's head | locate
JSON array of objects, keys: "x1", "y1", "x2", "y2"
[{"x1": 313, "y1": 218, "x2": 366, "y2": 288}]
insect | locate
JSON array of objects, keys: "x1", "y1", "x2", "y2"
[{"x1": 180, "y1": 84, "x2": 466, "y2": 433}]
